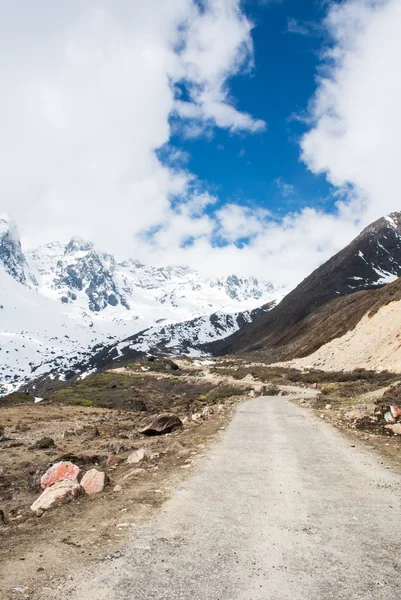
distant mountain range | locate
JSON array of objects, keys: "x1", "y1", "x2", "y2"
[{"x1": 0, "y1": 214, "x2": 281, "y2": 392}]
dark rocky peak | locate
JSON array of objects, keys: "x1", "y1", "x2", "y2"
[
  {"x1": 0, "y1": 214, "x2": 34, "y2": 285},
  {"x1": 208, "y1": 211, "x2": 401, "y2": 356}
]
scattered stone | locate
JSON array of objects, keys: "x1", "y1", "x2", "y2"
[
  {"x1": 390, "y1": 405, "x2": 401, "y2": 419},
  {"x1": 40, "y1": 461, "x2": 81, "y2": 490},
  {"x1": 325, "y1": 404, "x2": 332, "y2": 410},
  {"x1": 81, "y1": 469, "x2": 108, "y2": 495},
  {"x1": 30, "y1": 480, "x2": 83, "y2": 515},
  {"x1": 191, "y1": 413, "x2": 202, "y2": 422},
  {"x1": 385, "y1": 424, "x2": 401, "y2": 435},
  {"x1": 138, "y1": 413, "x2": 182, "y2": 436},
  {"x1": 113, "y1": 485, "x2": 123, "y2": 492},
  {"x1": 384, "y1": 411, "x2": 396, "y2": 424},
  {"x1": 202, "y1": 407, "x2": 214, "y2": 418},
  {"x1": 126, "y1": 448, "x2": 158, "y2": 464},
  {"x1": 31, "y1": 437, "x2": 55, "y2": 450},
  {"x1": 162, "y1": 359, "x2": 179, "y2": 371}
]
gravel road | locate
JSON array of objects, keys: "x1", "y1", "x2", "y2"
[{"x1": 57, "y1": 396, "x2": 401, "y2": 600}]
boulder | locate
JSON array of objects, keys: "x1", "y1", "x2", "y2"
[
  {"x1": 81, "y1": 469, "x2": 107, "y2": 494},
  {"x1": 138, "y1": 413, "x2": 182, "y2": 436},
  {"x1": 40, "y1": 461, "x2": 80, "y2": 489},
  {"x1": 31, "y1": 480, "x2": 83, "y2": 515},
  {"x1": 126, "y1": 448, "x2": 159, "y2": 464}
]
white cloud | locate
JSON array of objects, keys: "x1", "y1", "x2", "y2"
[
  {"x1": 301, "y1": 0, "x2": 401, "y2": 226},
  {"x1": 2, "y1": 0, "x2": 400, "y2": 293},
  {"x1": 0, "y1": 0, "x2": 264, "y2": 254}
]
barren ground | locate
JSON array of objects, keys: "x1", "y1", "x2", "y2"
[{"x1": 2, "y1": 359, "x2": 401, "y2": 599}]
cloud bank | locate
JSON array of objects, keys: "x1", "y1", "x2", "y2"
[{"x1": 1, "y1": 0, "x2": 401, "y2": 289}]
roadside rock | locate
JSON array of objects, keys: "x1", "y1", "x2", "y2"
[
  {"x1": 31, "y1": 437, "x2": 55, "y2": 450},
  {"x1": 162, "y1": 359, "x2": 179, "y2": 371},
  {"x1": 81, "y1": 469, "x2": 108, "y2": 494},
  {"x1": 40, "y1": 461, "x2": 81, "y2": 490},
  {"x1": 31, "y1": 480, "x2": 83, "y2": 515},
  {"x1": 138, "y1": 413, "x2": 182, "y2": 436},
  {"x1": 126, "y1": 448, "x2": 158, "y2": 464},
  {"x1": 390, "y1": 405, "x2": 401, "y2": 419},
  {"x1": 202, "y1": 407, "x2": 214, "y2": 419},
  {"x1": 385, "y1": 423, "x2": 401, "y2": 435}
]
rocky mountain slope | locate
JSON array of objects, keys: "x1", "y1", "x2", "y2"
[
  {"x1": 0, "y1": 215, "x2": 280, "y2": 391},
  {"x1": 207, "y1": 213, "x2": 401, "y2": 358}
]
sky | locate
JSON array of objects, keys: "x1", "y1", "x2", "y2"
[{"x1": 1, "y1": 0, "x2": 401, "y2": 289}]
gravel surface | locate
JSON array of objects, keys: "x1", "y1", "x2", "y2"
[{"x1": 54, "y1": 395, "x2": 401, "y2": 600}]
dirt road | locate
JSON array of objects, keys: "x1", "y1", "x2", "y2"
[{"x1": 54, "y1": 395, "x2": 401, "y2": 600}]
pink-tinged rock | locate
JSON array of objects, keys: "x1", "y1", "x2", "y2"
[
  {"x1": 81, "y1": 469, "x2": 108, "y2": 495},
  {"x1": 40, "y1": 461, "x2": 80, "y2": 489},
  {"x1": 191, "y1": 413, "x2": 202, "y2": 422},
  {"x1": 31, "y1": 480, "x2": 83, "y2": 515},
  {"x1": 126, "y1": 448, "x2": 158, "y2": 464},
  {"x1": 390, "y1": 406, "x2": 401, "y2": 419},
  {"x1": 385, "y1": 423, "x2": 401, "y2": 435}
]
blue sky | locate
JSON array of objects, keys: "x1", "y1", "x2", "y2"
[{"x1": 169, "y1": 0, "x2": 333, "y2": 219}]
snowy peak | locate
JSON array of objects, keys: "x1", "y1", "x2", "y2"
[
  {"x1": 26, "y1": 239, "x2": 280, "y2": 320},
  {"x1": 0, "y1": 214, "x2": 35, "y2": 286}
]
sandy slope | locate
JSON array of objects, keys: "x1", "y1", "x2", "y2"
[{"x1": 283, "y1": 299, "x2": 401, "y2": 372}]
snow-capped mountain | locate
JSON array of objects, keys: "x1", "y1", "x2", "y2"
[
  {"x1": 0, "y1": 215, "x2": 36, "y2": 286},
  {"x1": 27, "y1": 240, "x2": 277, "y2": 327},
  {"x1": 0, "y1": 215, "x2": 281, "y2": 392},
  {"x1": 81, "y1": 302, "x2": 276, "y2": 371}
]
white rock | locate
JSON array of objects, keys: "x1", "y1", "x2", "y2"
[
  {"x1": 30, "y1": 480, "x2": 83, "y2": 515},
  {"x1": 126, "y1": 448, "x2": 158, "y2": 464}
]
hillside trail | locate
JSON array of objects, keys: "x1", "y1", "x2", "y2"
[{"x1": 53, "y1": 393, "x2": 401, "y2": 600}]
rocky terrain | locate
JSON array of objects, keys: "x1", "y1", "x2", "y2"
[{"x1": 2, "y1": 356, "x2": 401, "y2": 598}]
